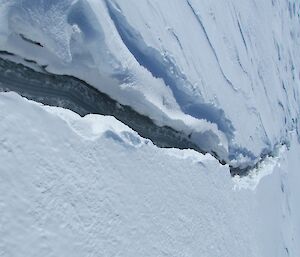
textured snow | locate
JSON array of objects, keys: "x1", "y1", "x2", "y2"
[
  {"x1": 0, "y1": 92, "x2": 300, "y2": 256},
  {"x1": 1, "y1": 0, "x2": 299, "y2": 165}
]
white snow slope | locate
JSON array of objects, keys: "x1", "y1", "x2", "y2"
[
  {"x1": 0, "y1": 0, "x2": 300, "y2": 165},
  {"x1": 1, "y1": 92, "x2": 300, "y2": 257}
]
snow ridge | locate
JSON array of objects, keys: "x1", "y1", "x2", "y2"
[{"x1": 186, "y1": 0, "x2": 238, "y2": 93}]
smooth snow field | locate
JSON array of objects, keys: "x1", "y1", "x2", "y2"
[{"x1": 1, "y1": 92, "x2": 300, "y2": 257}]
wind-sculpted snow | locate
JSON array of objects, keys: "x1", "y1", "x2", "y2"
[
  {"x1": 0, "y1": 0, "x2": 300, "y2": 166},
  {"x1": 105, "y1": 0, "x2": 235, "y2": 140}
]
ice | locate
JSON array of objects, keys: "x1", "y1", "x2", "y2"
[{"x1": 1, "y1": 0, "x2": 299, "y2": 165}]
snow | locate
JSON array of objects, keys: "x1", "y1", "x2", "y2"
[
  {"x1": 0, "y1": 92, "x2": 300, "y2": 256},
  {"x1": 1, "y1": 0, "x2": 300, "y2": 256},
  {"x1": 44, "y1": 105, "x2": 148, "y2": 147},
  {"x1": 233, "y1": 144, "x2": 287, "y2": 190},
  {"x1": 1, "y1": 0, "x2": 299, "y2": 165}
]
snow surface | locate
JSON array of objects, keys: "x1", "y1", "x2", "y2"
[
  {"x1": 1, "y1": 1, "x2": 300, "y2": 256},
  {"x1": 0, "y1": 92, "x2": 300, "y2": 256},
  {"x1": 1, "y1": 0, "x2": 300, "y2": 165}
]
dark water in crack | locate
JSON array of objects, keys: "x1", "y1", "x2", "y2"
[
  {"x1": 0, "y1": 55, "x2": 266, "y2": 176},
  {"x1": 0, "y1": 56, "x2": 204, "y2": 154}
]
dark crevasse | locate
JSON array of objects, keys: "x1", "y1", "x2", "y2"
[
  {"x1": 0, "y1": 55, "x2": 203, "y2": 154},
  {"x1": 0, "y1": 54, "x2": 290, "y2": 176}
]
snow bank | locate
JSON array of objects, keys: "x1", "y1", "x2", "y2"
[
  {"x1": 0, "y1": 0, "x2": 229, "y2": 161},
  {"x1": 45, "y1": 105, "x2": 149, "y2": 148},
  {"x1": 1, "y1": 0, "x2": 299, "y2": 165}
]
